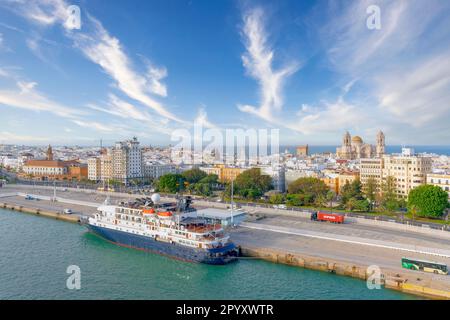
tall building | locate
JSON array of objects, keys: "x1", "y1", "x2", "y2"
[
  {"x1": 46, "y1": 145, "x2": 53, "y2": 161},
  {"x1": 296, "y1": 145, "x2": 309, "y2": 157},
  {"x1": 360, "y1": 158, "x2": 383, "y2": 189},
  {"x1": 336, "y1": 131, "x2": 385, "y2": 160},
  {"x1": 427, "y1": 173, "x2": 450, "y2": 199},
  {"x1": 376, "y1": 131, "x2": 385, "y2": 157},
  {"x1": 360, "y1": 148, "x2": 432, "y2": 198},
  {"x1": 87, "y1": 157, "x2": 101, "y2": 181},
  {"x1": 100, "y1": 151, "x2": 112, "y2": 181},
  {"x1": 111, "y1": 137, "x2": 143, "y2": 183}
]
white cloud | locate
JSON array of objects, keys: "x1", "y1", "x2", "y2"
[
  {"x1": 71, "y1": 120, "x2": 114, "y2": 132},
  {"x1": 376, "y1": 51, "x2": 450, "y2": 126},
  {"x1": 86, "y1": 94, "x2": 174, "y2": 135},
  {"x1": 194, "y1": 107, "x2": 217, "y2": 129},
  {"x1": 4, "y1": 0, "x2": 183, "y2": 124},
  {"x1": 238, "y1": 7, "x2": 299, "y2": 121},
  {"x1": 0, "y1": 131, "x2": 49, "y2": 142},
  {"x1": 289, "y1": 97, "x2": 368, "y2": 135},
  {"x1": 69, "y1": 16, "x2": 182, "y2": 123},
  {"x1": 145, "y1": 63, "x2": 168, "y2": 97},
  {"x1": 3, "y1": 0, "x2": 68, "y2": 28},
  {"x1": 87, "y1": 94, "x2": 151, "y2": 122},
  {"x1": 297, "y1": 0, "x2": 450, "y2": 143},
  {"x1": 0, "y1": 80, "x2": 82, "y2": 118}
]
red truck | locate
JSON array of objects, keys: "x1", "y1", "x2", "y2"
[{"x1": 311, "y1": 211, "x2": 345, "y2": 224}]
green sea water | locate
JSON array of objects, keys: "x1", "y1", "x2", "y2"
[{"x1": 0, "y1": 208, "x2": 416, "y2": 300}]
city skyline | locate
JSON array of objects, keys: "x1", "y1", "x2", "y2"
[{"x1": 0, "y1": 0, "x2": 449, "y2": 146}]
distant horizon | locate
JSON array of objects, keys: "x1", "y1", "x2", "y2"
[{"x1": 2, "y1": 143, "x2": 450, "y2": 148}]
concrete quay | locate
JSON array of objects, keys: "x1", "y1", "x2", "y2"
[
  {"x1": 238, "y1": 245, "x2": 450, "y2": 300},
  {"x1": 0, "y1": 201, "x2": 79, "y2": 223}
]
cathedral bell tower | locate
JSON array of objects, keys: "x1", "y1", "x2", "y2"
[
  {"x1": 46, "y1": 145, "x2": 54, "y2": 161},
  {"x1": 376, "y1": 131, "x2": 385, "y2": 157}
]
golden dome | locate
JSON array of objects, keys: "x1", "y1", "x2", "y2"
[{"x1": 351, "y1": 136, "x2": 363, "y2": 144}]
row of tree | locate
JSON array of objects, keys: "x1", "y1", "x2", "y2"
[
  {"x1": 156, "y1": 168, "x2": 219, "y2": 196},
  {"x1": 155, "y1": 168, "x2": 449, "y2": 219},
  {"x1": 156, "y1": 168, "x2": 273, "y2": 200}
]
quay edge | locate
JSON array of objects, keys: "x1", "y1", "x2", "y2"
[
  {"x1": 239, "y1": 246, "x2": 450, "y2": 300},
  {"x1": 0, "y1": 202, "x2": 80, "y2": 223}
]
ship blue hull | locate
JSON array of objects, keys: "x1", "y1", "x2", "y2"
[{"x1": 86, "y1": 224, "x2": 238, "y2": 265}]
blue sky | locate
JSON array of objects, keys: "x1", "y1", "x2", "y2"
[{"x1": 0, "y1": 0, "x2": 449, "y2": 146}]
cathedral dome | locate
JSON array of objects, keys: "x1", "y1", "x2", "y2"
[{"x1": 351, "y1": 136, "x2": 363, "y2": 144}]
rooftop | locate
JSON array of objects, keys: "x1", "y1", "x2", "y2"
[{"x1": 196, "y1": 208, "x2": 246, "y2": 220}]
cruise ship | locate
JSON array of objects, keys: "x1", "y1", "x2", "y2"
[{"x1": 85, "y1": 195, "x2": 238, "y2": 264}]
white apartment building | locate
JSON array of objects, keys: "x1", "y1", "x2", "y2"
[
  {"x1": 112, "y1": 137, "x2": 143, "y2": 183},
  {"x1": 100, "y1": 152, "x2": 112, "y2": 181},
  {"x1": 360, "y1": 148, "x2": 432, "y2": 198},
  {"x1": 360, "y1": 158, "x2": 383, "y2": 188},
  {"x1": 427, "y1": 173, "x2": 450, "y2": 199},
  {"x1": 143, "y1": 163, "x2": 178, "y2": 179},
  {"x1": 87, "y1": 157, "x2": 101, "y2": 181}
]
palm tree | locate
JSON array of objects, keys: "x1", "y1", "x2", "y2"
[{"x1": 410, "y1": 204, "x2": 418, "y2": 222}]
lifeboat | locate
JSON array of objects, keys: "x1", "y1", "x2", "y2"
[
  {"x1": 157, "y1": 211, "x2": 173, "y2": 217},
  {"x1": 142, "y1": 208, "x2": 156, "y2": 215}
]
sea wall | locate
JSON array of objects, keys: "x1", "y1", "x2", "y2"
[
  {"x1": 0, "y1": 202, "x2": 80, "y2": 223},
  {"x1": 239, "y1": 246, "x2": 450, "y2": 300}
]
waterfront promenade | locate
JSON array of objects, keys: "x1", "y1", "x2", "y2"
[{"x1": 1, "y1": 184, "x2": 450, "y2": 299}]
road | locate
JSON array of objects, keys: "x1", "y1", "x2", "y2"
[{"x1": 230, "y1": 227, "x2": 450, "y2": 291}]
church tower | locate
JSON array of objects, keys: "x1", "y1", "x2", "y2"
[
  {"x1": 343, "y1": 131, "x2": 351, "y2": 147},
  {"x1": 376, "y1": 131, "x2": 385, "y2": 157},
  {"x1": 46, "y1": 145, "x2": 54, "y2": 161},
  {"x1": 339, "y1": 131, "x2": 353, "y2": 159}
]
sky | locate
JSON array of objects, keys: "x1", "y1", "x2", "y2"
[{"x1": 0, "y1": 0, "x2": 449, "y2": 146}]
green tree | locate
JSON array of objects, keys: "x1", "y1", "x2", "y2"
[
  {"x1": 229, "y1": 168, "x2": 272, "y2": 200},
  {"x1": 314, "y1": 193, "x2": 327, "y2": 208},
  {"x1": 354, "y1": 199, "x2": 370, "y2": 212},
  {"x1": 345, "y1": 197, "x2": 358, "y2": 211},
  {"x1": 156, "y1": 173, "x2": 185, "y2": 193},
  {"x1": 288, "y1": 177, "x2": 328, "y2": 206},
  {"x1": 407, "y1": 185, "x2": 449, "y2": 218},
  {"x1": 199, "y1": 174, "x2": 219, "y2": 185},
  {"x1": 326, "y1": 190, "x2": 335, "y2": 208},
  {"x1": 181, "y1": 168, "x2": 207, "y2": 184},
  {"x1": 380, "y1": 176, "x2": 401, "y2": 212},
  {"x1": 269, "y1": 194, "x2": 285, "y2": 205},
  {"x1": 364, "y1": 177, "x2": 378, "y2": 204},
  {"x1": 286, "y1": 194, "x2": 303, "y2": 207},
  {"x1": 194, "y1": 183, "x2": 212, "y2": 197},
  {"x1": 340, "y1": 179, "x2": 364, "y2": 207},
  {"x1": 108, "y1": 179, "x2": 122, "y2": 187}
]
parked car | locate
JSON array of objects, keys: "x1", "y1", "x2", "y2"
[{"x1": 63, "y1": 209, "x2": 73, "y2": 214}]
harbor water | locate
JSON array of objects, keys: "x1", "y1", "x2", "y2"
[{"x1": 0, "y1": 208, "x2": 416, "y2": 300}]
